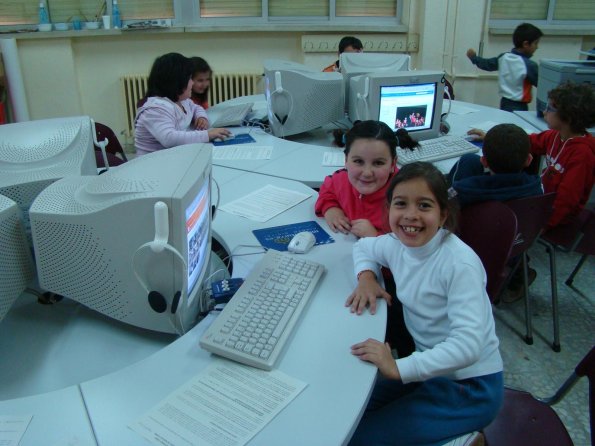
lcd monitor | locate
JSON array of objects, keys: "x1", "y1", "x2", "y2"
[
  {"x1": 29, "y1": 144, "x2": 212, "y2": 334},
  {"x1": 0, "y1": 116, "x2": 97, "y2": 247},
  {"x1": 263, "y1": 59, "x2": 344, "y2": 137},
  {"x1": 0, "y1": 195, "x2": 35, "y2": 322},
  {"x1": 349, "y1": 70, "x2": 445, "y2": 141}
]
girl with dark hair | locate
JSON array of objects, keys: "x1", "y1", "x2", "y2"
[
  {"x1": 134, "y1": 53, "x2": 230, "y2": 156},
  {"x1": 190, "y1": 57, "x2": 212, "y2": 111},
  {"x1": 316, "y1": 120, "x2": 418, "y2": 237},
  {"x1": 347, "y1": 162, "x2": 503, "y2": 446}
]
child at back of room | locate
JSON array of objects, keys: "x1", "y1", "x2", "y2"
[
  {"x1": 347, "y1": 162, "x2": 503, "y2": 446},
  {"x1": 467, "y1": 22, "x2": 543, "y2": 112},
  {"x1": 190, "y1": 57, "x2": 212, "y2": 114}
]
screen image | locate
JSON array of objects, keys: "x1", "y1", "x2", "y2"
[
  {"x1": 379, "y1": 83, "x2": 437, "y2": 133},
  {"x1": 186, "y1": 180, "x2": 210, "y2": 296}
]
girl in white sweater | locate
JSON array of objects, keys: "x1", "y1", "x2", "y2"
[{"x1": 347, "y1": 162, "x2": 503, "y2": 446}]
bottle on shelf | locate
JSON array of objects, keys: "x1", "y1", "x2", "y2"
[
  {"x1": 38, "y1": 2, "x2": 49, "y2": 24},
  {"x1": 112, "y1": 0, "x2": 122, "y2": 29}
]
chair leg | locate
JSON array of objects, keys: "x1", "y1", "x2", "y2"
[
  {"x1": 544, "y1": 243, "x2": 561, "y2": 352},
  {"x1": 522, "y1": 254, "x2": 533, "y2": 345},
  {"x1": 565, "y1": 254, "x2": 588, "y2": 286}
]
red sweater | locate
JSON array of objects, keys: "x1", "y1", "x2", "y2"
[
  {"x1": 529, "y1": 130, "x2": 595, "y2": 228},
  {"x1": 315, "y1": 169, "x2": 394, "y2": 234}
]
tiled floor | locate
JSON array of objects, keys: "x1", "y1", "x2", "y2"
[{"x1": 494, "y1": 244, "x2": 594, "y2": 445}]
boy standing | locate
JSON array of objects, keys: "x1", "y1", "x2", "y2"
[{"x1": 467, "y1": 23, "x2": 543, "y2": 112}]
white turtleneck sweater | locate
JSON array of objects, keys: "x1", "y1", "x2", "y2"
[{"x1": 353, "y1": 229, "x2": 503, "y2": 384}]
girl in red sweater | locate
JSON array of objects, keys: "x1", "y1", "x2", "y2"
[
  {"x1": 315, "y1": 120, "x2": 418, "y2": 238},
  {"x1": 531, "y1": 82, "x2": 595, "y2": 229}
]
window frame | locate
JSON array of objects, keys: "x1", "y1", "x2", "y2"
[{"x1": 489, "y1": 0, "x2": 595, "y2": 33}]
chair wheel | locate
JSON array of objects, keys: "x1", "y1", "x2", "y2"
[{"x1": 524, "y1": 336, "x2": 534, "y2": 345}]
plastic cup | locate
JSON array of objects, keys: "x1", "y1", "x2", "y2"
[
  {"x1": 72, "y1": 19, "x2": 82, "y2": 30},
  {"x1": 102, "y1": 15, "x2": 111, "y2": 29}
]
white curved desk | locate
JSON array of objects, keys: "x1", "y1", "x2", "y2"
[{"x1": 79, "y1": 168, "x2": 385, "y2": 446}]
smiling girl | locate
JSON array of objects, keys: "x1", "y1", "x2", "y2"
[
  {"x1": 315, "y1": 120, "x2": 418, "y2": 238},
  {"x1": 347, "y1": 162, "x2": 503, "y2": 446}
]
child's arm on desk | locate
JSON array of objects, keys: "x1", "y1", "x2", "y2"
[
  {"x1": 346, "y1": 270, "x2": 392, "y2": 315},
  {"x1": 351, "y1": 338, "x2": 401, "y2": 380}
]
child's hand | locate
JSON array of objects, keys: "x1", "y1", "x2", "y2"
[
  {"x1": 351, "y1": 339, "x2": 400, "y2": 380},
  {"x1": 208, "y1": 128, "x2": 232, "y2": 141},
  {"x1": 350, "y1": 219, "x2": 378, "y2": 238},
  {"x1": 195, "y1": 117, "x2": 209, "y2": 130},
  {"x1": 346, "y1": 271, "x2": 392, "y2": 315},
  {"x1": 467, "y1": 128, "x2": 486, "y2": 140},
  {"x1": 466, "y1": 48, "x2": 476, "y2": 59},
  {"x1": 324, "y1": 208, "x2": 352, "y2": 234}
]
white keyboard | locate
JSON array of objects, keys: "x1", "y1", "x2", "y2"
[
  {"x1": 199, "y1": 250, "x2": 325, "y2": 370},
  {"x1": 209, "y1": 102, "x2": 254, "y2": 127},
  {"x1": 397, "y1": 135, "x2": 479, "y2": 165}
]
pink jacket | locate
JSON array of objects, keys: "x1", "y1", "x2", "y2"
[
  {"x1": 134, "y1": 96, "x2": 209, "y2": 156},
  {"x1": 315, "y1": 169, "x2": 394, "y2": 234}
]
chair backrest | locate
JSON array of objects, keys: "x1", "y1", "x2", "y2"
[
  {"x1": 576, "y1": 346, "x2": 595, "y2": 446},
  {"x1": 94, "y1": 122, "x2": 127, "y2": 161},
  {"x1": 458, "y1": 201, "x2": 518, "y2": 301},
  {"x1": 505, "y1": 193, "x2": 556, "y2": 259},
  {"x1": 95, "y1": 150, "x2": 126, "y2": 170}
]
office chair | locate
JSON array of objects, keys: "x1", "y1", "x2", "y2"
[
  {"x1": 483, "y1": 346, "x2": 595, "y2": 446},
  {"x1": 539, "y1": 205, "x2": 594, "y2": 288},
  {"x1": 94, "y1": 122, "x2": 128, "y2": 163},
  {"x1": 503, "y1": 193, "x2": 557, "y2": 349},
  {"x1": 458, "y1": 201, "x2": 518, "y2": 300}
]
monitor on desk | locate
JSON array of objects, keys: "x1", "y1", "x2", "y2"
[
  {"x1": 340, "y1": 52, "x2": 411, "y2": 108},
  {"x1": 29, "y1": 144, "x2": 213, "y2": 334},
  {"x1": 0, "y1": 195, "x2": 34, "y2": 322},
  {"x1": 0, "y1": 116, "x2": 97, "y2": 247},
  {"x1": 263, "y1": 59, "x2": 344, "y2": 137},
  {"x1": 348, "y1": 70, "x2": 445, "y2": 141}
]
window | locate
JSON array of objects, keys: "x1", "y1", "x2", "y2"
[
  {"x1": 1, "y1": 0, "x2": 400, "y2": 27},
  {"x1": 490, "y1": 0, "x2": 595, "y2": 23}
]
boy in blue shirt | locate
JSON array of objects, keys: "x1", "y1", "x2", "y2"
[
  {"x1": 448, "y1": 123, "x2": 543, "y2": 205},
  {"x1": 448, "y1": 123, "x2": 543, "y2": 302},
  {"x1": 467, "y1": 23, "x2": 543, "y2": 112}
]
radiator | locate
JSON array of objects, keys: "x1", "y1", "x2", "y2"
[{"x1": 121, "y1": 72, "x2": 262, "y2": 137}]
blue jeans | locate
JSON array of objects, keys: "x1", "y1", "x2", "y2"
[{"x1": 348, "y1": 372, "x2": 503, "y2": 446}]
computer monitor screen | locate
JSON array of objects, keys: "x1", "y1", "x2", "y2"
[
  {"x1": 0, "y1": 194, "x2": 34, "y2": 322},
  {"x1": 29, "y1": 144, "x2": 212, "y2": 334},
  {"x1": 0, "y1": 116, "x2": 97, "y2": 247},
  {"x1": 264, "y1": 59, "x2": 344, "y2": 137},
  {"x1": 349, "y1": 70, "x2": 445, "y2": 141}
]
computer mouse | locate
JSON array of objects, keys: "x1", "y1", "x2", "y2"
[
  {"x1": 213, "y1": 133, "x2": 234, "y2": 143},
  {"x1": 287, "y1": 231, "x2": 316, "y2": 254}
]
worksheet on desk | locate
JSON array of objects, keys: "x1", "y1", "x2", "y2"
[
  {"x1": 129, "y1": 359, "x2": 306, "y2": 446},
  {"x1": 219, "y1": 185, "x2": 312, "y2": 222}
]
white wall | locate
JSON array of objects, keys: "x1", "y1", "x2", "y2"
[{"x1": 4, "y1": 0, "x2": 593, "y2": 147}]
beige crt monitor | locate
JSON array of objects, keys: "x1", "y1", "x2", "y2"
[
  {"x1": 349, "y1": 70, "x2": 446, "y2": 141},
  {"x1": 30, "y1": 144, "x2": 213, "y2": 335}
]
